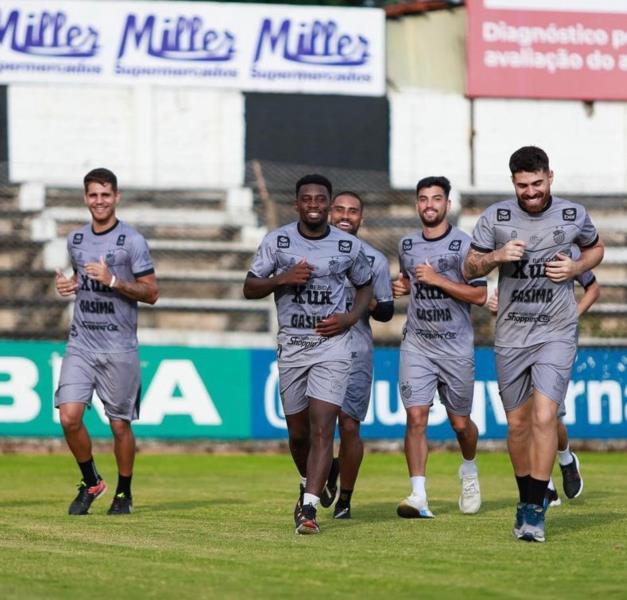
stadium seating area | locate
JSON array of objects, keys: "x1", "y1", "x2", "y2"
[{"x1": 0, "y1": 173, "x2": 625, "y2": 345}]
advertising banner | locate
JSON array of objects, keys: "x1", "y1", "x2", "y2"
[
  {"x1": 0, "y1": 341, "x2": 625, "y2": 440},
  {"x1": 467, "y1": 0, "x2": 627, "y2": 100},
  {"x1": 0, "y1": 0, "x2": 385, "y2": 96}
]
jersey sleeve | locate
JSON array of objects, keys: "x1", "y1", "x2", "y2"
[
  {"x1": 348, "y1": 244, "x2": 373, "y2": 288},
  {"x1": 373, "y1": 253, "x2": 393, "y2": 302},
  {"x1": 130, "y1": 234, "x2": 155, "y2": 278},
  {"x1": 398, "y1": 239, "x2": 409, "y2": 278},
  {"x1": 67, "y1": 235, "x2": 77, "y2": 272},
  {"x1": 470, "y1": 211, "x2": 495, "y2": 253},
  {"x1": 248, "y1": 234, "x2": 277, "y2": 278},
  {"x1": 575, "y1": 211, "x2": 599, "y2": 248},
  {"x1": 576, "y1": 270, "x2": 596, "y2": 289}
]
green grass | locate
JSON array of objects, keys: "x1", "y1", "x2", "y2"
[{"x1": 0, "y1": 452, "x2": 626, "y2": 599}]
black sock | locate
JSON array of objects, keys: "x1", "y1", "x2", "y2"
[
  {"x1": 338, "y1": 489, "x2": 353, "y2": 506},
  {"x1": 78, "y1": 458, "x2": 99, "y2": 487},
  {"x1": 528, "y1": 477, "x2": 549, "y2": 507},
  {"x1": 116, "y1": 474, "x2": 132, "y2": 497},
  {"x1": 515, "y1": 474, "x2": 531, "y2": 503}
]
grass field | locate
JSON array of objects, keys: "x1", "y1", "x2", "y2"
[{"x1": 1, "y1": 451, "x2": 626, "y2": 599}]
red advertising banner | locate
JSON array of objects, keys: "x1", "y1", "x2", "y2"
[{"x1": 466, "y1": 0, "x2": 627, "y2": 100}]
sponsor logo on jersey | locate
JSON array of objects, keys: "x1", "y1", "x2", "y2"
[
  {"x1": 367, "y1": 255, "x2": 375, "y2": 267},
  {"x1": 529, "y1": 234, "x2": 542, "y2": 248},
  {"x1": 553, "y1": 229, "x2": 565, "y2": 244},
  {"x1": 339, "y1": 240, "x2": 352, "y2": 253},
  {"x1": 116, "y1": 234, "x2": 126, "y2": 246},
  {"x1": 80, "y1": 320, "x2": 119, "y2": 331},
  {"x1": 562, "y1": 208, "x2": 577, "y2": 221},
  {"x1": 448, "y1": 239, "x2": 461, "y2": 251},
  {"x1": 497, "y1": 209, "x2": 511, "y2": 222},
  {"x1": 72, "y1": 233, "x2": 83, "y2": 244},
  {"x1": 504, "y1": 312, "x2": 551, "y2": 324},
  {"x1": 402, "y1": 239, "x2": 413, "y2": 251},
  {"x1": 277, "y1": 235, "x2": 290, "y2": 249},
  {"x1": 510, "y1": 230, "x2": 518, "y2": 239}
]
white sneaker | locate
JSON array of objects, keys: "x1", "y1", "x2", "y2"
[
  {"x1": 458, "y1": 467, "x2": 481, "y2": 514},
  {"x1": 397, "y1": 495, "x2": 434, "y2": 519}
]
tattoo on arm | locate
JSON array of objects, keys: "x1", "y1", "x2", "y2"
[{"x1": 464, "y1": 248, "x2": 497, "y2": 280}]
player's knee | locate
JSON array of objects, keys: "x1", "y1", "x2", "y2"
[
  {"x1": 406, "y1": 415, "x2": 427, "y2": 434},
  {"x1": 109, "y1": 419, "x2": 132, "y2": 439},
  {"x1": 451, "y1": 418, "x2": 470, "y2": 436},
  {"x1": 59, "y1": 411, "x2": 82, "y2": 433},
  {"x1": 339, "y1": 414, "x2": 360, "y2": 438}
]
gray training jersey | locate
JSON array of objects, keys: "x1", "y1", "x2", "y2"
[
  {"x1": 345, "y1": 239, "x2": 393, "y2": 356},
  {"x1": 249, "y1": 222, "x2": 372, "y2": 366},
  {"x1": 471, "y1": 196, "x2": 599, "y2": 348},
  {"x1": 66, "y1": 220, "x2": 155, "y2": 353},
  {"x1": 399, "y1": 225, "x2": 486, "y2": 359}
]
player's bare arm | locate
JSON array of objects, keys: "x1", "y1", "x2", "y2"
[
  {"x1": 84, "y1": 257, "x2": 159, "y2": 304},
  {"x1": 463, "y1": 240, "x2": 527, "y2": 280},
  {"x1": 55, "y1": 270, "x2": 78, "y2": 297},
  {"x1": 243, "y1": 260, "x2": 313, "y2": 299},
  {"x1": 392, "y1": 273, "x2": 411, "y2": 298},
  {"x1": 545, "y1": 241, "x2": 604, "y2": 283},
  {"x1": 315, "y1": 281, "x2": 373, "y2": 337},
  {"x1": 415, "y1": 262, "x2": 487, "y2": 306}
]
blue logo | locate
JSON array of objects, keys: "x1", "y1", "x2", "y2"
[
  {"x1": 0, "y1": 9, "x2": 99, "y2": 58},
  {"x1": 253, "y1": 18, "x2": 369, "y2": 66},
  {"x1": 117, "y1": 14, "x2": 235, "y2": 62},
  {"x1": 72, "y1": 233, "x2": 83, "y2": 245}
]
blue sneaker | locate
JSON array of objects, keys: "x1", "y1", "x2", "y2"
[
  {"x1": 520, "y1": 503, "x2": 546, "y2": 543},
  {"x1": 512, "y1": 502, "x2": 526, "y2": 539}
]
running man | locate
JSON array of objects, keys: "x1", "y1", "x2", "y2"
[
  {"x1": 464, "y1": 146, "x2": 603, "y2": 542},
  {"x1": 321, "y1": 191, "x2": 394, "y2": 519},
  {"x1": 487, "y1": 249, "x2": 600, "y2": 506},
  {"x1": 243, "y1": 174, "x2": 373, "y2": 534},
  {"x1": 394, "y1": 176, "x2": 486, "y2": 518},
  {"x1": 55, "y1": 168, "x2": 159, "y2": 516}
]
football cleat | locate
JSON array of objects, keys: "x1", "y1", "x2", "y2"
[
  {"x1": 68, "y1": 479, "x2": 107, "y2": 516},
  {"x1": 320, "y1": 458, "x2": 340, "y2": 508},
  {"x1": 397, "y1": 495, "x2": 434, "y2": 519},
  {"x1": 333, "y1": 501, "x2": 351, "y2": 520},
  {"x1": 458, "y1": 468, "x2": 481, "y2": 514},
  {"x1": 107, "y1": 492, "x2": 133, "y2": 515},
  {"x1": 560, "y1": 452, "x2": 584, "y2": 499},
  {"x1": 293, "y1": 483, "x2": 305, "y2": 525},
  {"x1": 295, "y1": 503, "x2": 320, "y2": 535},
  {"x1": 544, "y1": 486, "x2": 561, "y2": 508},
  {"x1": 519, "y1": 503, "x2": 546, "y2": 543}
]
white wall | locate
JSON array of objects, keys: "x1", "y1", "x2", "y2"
[{"x1": 8, "y1": 83, "x2": 244, "y2": 189}]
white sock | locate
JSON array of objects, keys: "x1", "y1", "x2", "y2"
[
  {"x1": 548, "y1": 477, "x2": 556, "y2": 491},
  {"x1": 410, "y1": 476, "x2": 426, "y2": 498},
  {"x1": 300, "y1": 476, "x2": 307, "y2": 488},
  {"x1": 460, "y1": 458, "x2": 478, "y2": 477},
  {"x1": 303, "y1": 493, "x2": 319, "y2": 508},
  {"x1": 558, "y1": 446, "x2": 574, "y2": 466}
]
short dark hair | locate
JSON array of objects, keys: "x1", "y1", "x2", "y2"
[
  {"x1": 509, "y1": 146, "x2": 550, "y2": 174},
  {"x1": 295, "y1": 174, "x2": 332, "y2": 197},
  {"x1": 416, "y1": 176, "x2": 451, "y2": 198},
  {"x1": 84, "y1": 168, "x2": 118, "y2": 193},
  {"x1": 332, "y1": 190, "x2": 363, "y2": 211}
]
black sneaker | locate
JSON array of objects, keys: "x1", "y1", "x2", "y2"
[
  {"x1": 333, "y1": 501, "x2": 351, "y2": 519},
  {"x1": 293, "y1": 483, "x2": 305, "y2": 525},
  {"x1": 107, "y1": 492, "x2": 133, "y2": 515},
  {"x1": 68, "y1": 479, "x2": 107, "y2": 515},
  {"x1": 295, "y1": 503, "x2": 320, "y2": 535},
  {"x1": 544, "y1": 486, "x2": 561, "y2": 508},
  {"x1": 320, "y1": 458, "x2": 340, "y2": 508},
  {"x1": 560, "y1": 452, "x2": 583, "y2": 499}
]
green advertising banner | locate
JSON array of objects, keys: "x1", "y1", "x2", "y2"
[{"x1": 0, "y1": 341, "x2": 251, "y2": 439}]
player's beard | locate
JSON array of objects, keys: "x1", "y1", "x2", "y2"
[
  {"x1": 516, "y1": 190, "x2": 550, "y2": 213},
  {"x1": 419, "y1": 209, "x2": 446, "y2": 228}
]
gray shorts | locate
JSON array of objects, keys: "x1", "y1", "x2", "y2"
[
  {"x1": 54, "y1": 348, "x2": 141, "y2": 421},
  {"x1": 342, "y1": 350, "x2": 373, "y2": 422},
  {"x1": 399, "y1": 351, "x2": 475, "y2": 416},
  {"x1": 495, "y1": 341, "x2": 576, "y2": 413},
  {"x1": 279, "y1": 359, "x2": 351, "y2": 416}
]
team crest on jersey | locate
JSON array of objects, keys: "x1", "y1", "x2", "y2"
[
  {"x1": 277, "y1": 235, "x2": 290, "y2": 249},
  {"x1": 562, "y1": 208, "x2": 577, "y2": 221},
  {"x1": 116, "y1": 234, "x2": 126, "y2": 246},
  {"x1": 367, "y1": 255, "x2": 375, "y2": 267},
  {"x1": 510, "y1": 230, "x2": 518, "y2": 239},
  {"x1": 72, "y1": 233, "x2": 83, "y2": 245},
  {"x1": 338, "y1": 240, "x2": 352, "y2": 253},
  {"x1": 553, "y1": 229, "x2": 565, "y2": 244},
  {"x1": 402, "y1": 239, "x2": 413, "y2": 252},
  {"x1": 328, "y1": 258, "x2": 341, "y2": 274},
  {"x1": 497, "y1": 209, "x2": 511, "y2": 222},
  {"x1": 438, "y1": 257, "x2": 449, "y2": 272},
  {"x1": 105, "y1": 251, "x2": 115, "y2": 264},
  {"x1": 448, "y1": 239, "x2": 461, "y2": 252}
]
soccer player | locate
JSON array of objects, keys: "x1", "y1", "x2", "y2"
[
  {"x1": 243, "y1": 174, "x2": 373, "y2": 534},
  {"x1": 394, "y1": 176, "x2": 486, "y2": 518},
  {"x1": 55, "y1": 168, "x2": 159, "y2": 516},
  {"x1": 320, "y1": 191, "x2": 394, "y2": 519},
  {"x1": 487, "y1": 253, "x2": 600, "y2": 506},
  {"x1": 464, "y1": 146, "x2": 604, "y2": 542}
]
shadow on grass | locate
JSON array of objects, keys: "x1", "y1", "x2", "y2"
[
  {"x1": 549, "y1": 510, "x2": 625, "y2": 538},
  {"x1": 140, "y1": 498, "x2": 247, "y2": 513}
]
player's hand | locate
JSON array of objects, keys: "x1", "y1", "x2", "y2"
[
  {"x1": 495, "y1": 240, "x2": 526, "y2": 263},
  {"x1": 392, "y1": 273, "x2": 410, "y2": 298},
  {"x1": 85, "y1": 256, "x2": 114, "y2": 286},
  {"x1": 315, "y1": 313, "x2": 351, "y2": 337},
  {"x1": 415, "y1": 259, "x2": 440, "y2": 286},
  {"x1": 486, "y1": 289, "x2": 498, "y2": 315},
  {"x1": 545, "y1": 252, "x2": 576, "y2": 283},
  {"x1": 278, "y1": 259, "x2": 314, "y2": 286},
  {"x1": 55, "y1": 269, "x2": 78, "y2": 296}
]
